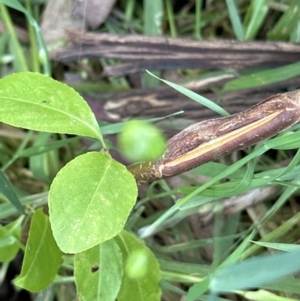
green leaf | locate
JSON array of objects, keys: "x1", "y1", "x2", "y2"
[
  {"x1": 115, "y1": 230, "x2": 161, "y2": 301},
  {"x1": 187, "y1": 276, "x2": 210, "y2": 301},
  {"x1": 49, "y1": 152, "x2": 137, "y2": 253},
  {"x1": 143, "y1": 0, "x2": 163, "y2": 36},
  {"x1": 263, "y1": 276, "x2": 300, "y2": 295},
  {"x1": 75, "y1": 239, "x2": 123, "y2": 301},
  {"x1": 267, "y1": 0, "x2": 300, "y2": 40},
  {"x1": 0, "y1": 169, "x2": 25, "y2": 214},
  {"x1": 244, "y1": 0, "x2": 269, "y2": 40},
  {"x1": 209, "y1": 250, "x2": 300, "y2": 293},
  {"x1": 14, "y1": 208, "x2": 62, "y2": 292},
  {"x1": 225, "y1": 0, "x2": 245, "y2": 40},
  {"x1": 223, "y1": 61, "x2": 300, "y2": 91},
  {"x1": 0, "y1": 218, "x2": 22, "y2": 262},
  {"x1": 0, "y1": 0, "x2": 27, "y2": 13},
  {"x1": 252, "y1": 242, "x2": 300, "y2": 252},
  {"x1": 0, "y1": 72, "x2": 102, "y2": 140},
  {"x1": 146, "y1": 71, "x2": 230, "y2": 117}
]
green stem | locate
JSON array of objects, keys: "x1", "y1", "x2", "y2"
[
  {"x1": 194, "y1": 0, "x2": 202, "y2": 39},
  {"x1": 24, "y1": 0, "x2": 39, "y2": 72},
  {"x1": 165, "y1": 0, "x2": 177, "y2": 37},
  {"x1": 0, "y1": 4, "x2": 28, "y2": 71}
]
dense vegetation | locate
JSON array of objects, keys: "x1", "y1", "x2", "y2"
[{"x1": 0, "y1": 1, "x2": 300, "y2": 301}]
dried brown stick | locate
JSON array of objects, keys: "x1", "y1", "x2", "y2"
[
  {"x1": 85, "y1": 74, "x2": 300, "y2": 122},
  {"x1": 53, "y1": 31, "x2": 300, "y2": 77},
  {"x1": 128, "y1": 89, "x2": 300, "y2": 183}
]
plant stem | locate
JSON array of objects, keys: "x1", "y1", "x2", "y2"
[
  {"x1": 0, "y1": 4, "x2": 28, "y2": 71},
  {"x1": 128, "y1": 89, "x2": 300, "y2": 184}
]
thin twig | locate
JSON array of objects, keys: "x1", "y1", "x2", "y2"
[{"x1": 128, "y1": 89, "x2": 300, "y2": 183}]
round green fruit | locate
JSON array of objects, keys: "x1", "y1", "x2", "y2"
[{"x1": 118, "y1": 120, "x2": 166, "y2": 162}]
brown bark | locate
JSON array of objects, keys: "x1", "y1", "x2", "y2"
[
  {"x1": 52, "y1": 31, "x2": 300, "y2": 77},
  {"x1": 127, "y1": 89, "x2": 300, "y2": 183}
]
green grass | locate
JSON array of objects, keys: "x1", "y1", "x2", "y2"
[{"x1": 0, "y1": 0, "x2": 300, "y2": 300}]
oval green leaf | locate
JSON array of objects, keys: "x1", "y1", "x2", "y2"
[
  {"x1": 0, "y1": 219, "x2": 22, "y2": 262},
  {"x1": 115, "y1": 230, "x2": 161, "y2": 301},
  {"x1": 75, "y1": 238, "x2": 123, "y2": 301},
  {"x1": 49, "y1": 152, "x2": 137, "y2": 253},
  {"x1": 14, "y1": 208, "x2": 62, "y2": 292},
  {"x1": 0, "y1": 72, "x2": 101, "y2": 140}
]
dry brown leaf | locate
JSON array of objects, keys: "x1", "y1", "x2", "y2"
[
  {"x1": 41, "y1": 0, "x2": 86, "y2": 46},
  {"x1": 73, "y1": 0, "x2": 117, "y2": 29},
  {"x1": 41, "y1": 0, "x2": 116, "y2": 47}
]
